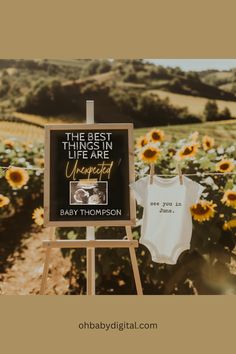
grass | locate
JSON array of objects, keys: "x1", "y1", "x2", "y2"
[
  {"x1": 0, "y1": 121, "x2": 44, "y2": 142},
  {"x1": 1, "y1": 115, "x2": 236, "y2": 145},
  {"x1": 219, "y1": 83, "x2": 235, "y2": 92},
  {"x1": 208, "y1": 71, "x2": 232, "y2": 80},
  {"x1": 134, "y1": 120, "x2": 236, "y2": 143},
  {"x1": 12, "y1": 112, "x2": 85, "y2": 126},
  {"x1": 146, "y1": 89, "x2": 236, "y2": 116}
]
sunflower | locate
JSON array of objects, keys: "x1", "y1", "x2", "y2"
[
  {"x1": 148, "y1": 129, "x2": 165, "y2": 143},
  {"x1": 176, "y1": 143, "x2": 199, "y2": 160},
  {"x1": 189, "y1": 131, "x2": 199, "y2": 142},
  {"x1": 139, "y1": 145, "x2": 161, "y2": 164},
  {"x1": 216, "y1": 159, "x2": 235, "y2": 173},
  {"x1": 223, "y1": 219, "x2": 236, "y2": 230},
  {"x1": 3, "y1": 139, "x2": 14, "y2": 149},
  {"x1": 32, "y1": 207, "x2": 44, "y2": 226},
  {"x1": 34, "y1": 158, "x2": 44, "y2": 168},
  {"x1": 167, "y1": 148, "x2": 176, "y2": 157},
  {"x1": 5, "y1": 167, "x2": 29, "y2": 189},
  {"x1": 202, "y1": 135, "x2": 215, "y2": 151},
  {"x1": 136, "y1": 135, "x2": 149, "y2": 149},
  {"x1": 190, "y1": 200, "x2": 217, "y2": 222},
  {"x1": 221, "y1": 190, "x2": 236, "y2": 209},
  {"x1": 0, "y1": 194, "x2": 10, "y2": 208}
]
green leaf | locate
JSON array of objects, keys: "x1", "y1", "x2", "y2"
[
  {"x1": 224, "y1": 179, "x2": 234, "y2": 190},
  {"x1": 0, "y1": 167, "x2": 5, "y2": 178}
]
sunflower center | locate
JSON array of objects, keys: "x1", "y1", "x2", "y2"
[
  {"x1": 206, "y1": 141, "x2": 210, "y2": 147},
  {"x1": 220, "y1": 163, "x2": 229, "y2": 170},
  {"x1": 228, "y1": 193, "x2": 236, "y2": 201},
  {"x1": 9, "y1": 172, "x2": 23, "y2": 183},
  {"x1": 193, "y1": 204, "x2": 210, "y2": 215},
  {"x1": 152, "y1": 132, "x2": 160, "y2": 140},
  {"x1": 141, "y1": 139, "x2": 146, "y2": 147},
  {"x1": 183, "y1": 146, "x2": 193, "y2": 155},
  {"x1": 143, "y1": 149, "x2": 157, "y2": 158}
]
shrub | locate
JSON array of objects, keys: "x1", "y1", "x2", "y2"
[{"x1": 204, "y1": 100, "x2": 219, "y2": 121}]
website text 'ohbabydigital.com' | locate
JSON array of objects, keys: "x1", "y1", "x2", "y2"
[{"x1": 78, "y1": 320, "x2": 158, "y2": 332}]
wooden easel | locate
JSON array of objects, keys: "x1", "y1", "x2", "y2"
[{"x1": 40, "y1": 101, "x2": 143, "y2": 295}]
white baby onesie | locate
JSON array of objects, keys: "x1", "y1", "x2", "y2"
[{"x1": 130, "y1": 175, "x2": 204, "y2": 265}]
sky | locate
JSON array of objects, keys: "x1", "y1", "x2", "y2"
[{"x1": 146, "y1": 59, "x2": 236, "y2": 72}]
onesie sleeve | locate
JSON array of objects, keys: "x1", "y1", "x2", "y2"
[
  {"x1": 129, "y1": 176, "x2": 148, "y2": 207},
  {"x1": 187, "y1": 179, "x2": 205, "y2": 206}
]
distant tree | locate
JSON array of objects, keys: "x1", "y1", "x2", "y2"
[
  {"x1": 47, "y1": 64, "x2": 59, "y2": 75},
  {"x1": 231, "y1": 83, "x2": 236, "y2": 94},
  {"x1": 170, "y1": 77, "x2": 183, "y2": 91},
  {"x1": 123, "y1": 71, "x2": 137, "y2": 82},
  {"x1": 130, "y1": 59, "x2": 145, "y2": 71},
  {"x1": 0, "y1": 78, "x2": 10, "y2": 98},
  {"x1": 204, "y1": 100, "x2": 219, "y2": 121},
  {"x1": 82, "y1": 60, "x2": 100, "y2": 76},
  {"x1": 173, "y1": 66, "x2": 184, "y2": 76},
  {"x1": 219, "y1": 107, "x2": 232, "y2": 120},
  {"x1": 149, "y1": 66, "x2": 170, "y2": 80},
  {"x1": 97, "y1": 60, "x2": 112, "y2": 74},
  {"x1": 186, "y1": 72, "x2": 200, "y2": 82}
]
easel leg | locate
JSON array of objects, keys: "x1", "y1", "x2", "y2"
[
  {"x1": 125, "y1": 226, "x2": 143, "y2": 295},
  {"x1": 129, "y1": 246, "x2": 143, "y2": 295},
  {"x1": 86, "y1": 248, "x2": 95, "y2": 295},
  {"x1": 86, "y1": 226, "x2": 96, "y2": 295},
  {"x1": 40, "y1": 246, "x2": 51, "y2": 295}
]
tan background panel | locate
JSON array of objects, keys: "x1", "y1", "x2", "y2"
[
  {"x1": 0, "y1": 296, "x2": 234, "y2": 354},
  {"x1": 0, "y1": 0, "x2": 235, "y2": 57}
]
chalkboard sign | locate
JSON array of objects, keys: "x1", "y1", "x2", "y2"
[{"x1": 44, "y1": 124, "x2": 135, "y2": 226}]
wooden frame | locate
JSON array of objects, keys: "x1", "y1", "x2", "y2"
[{"x1": 44, "y1": 123, "x2": 136, "y2": 227}]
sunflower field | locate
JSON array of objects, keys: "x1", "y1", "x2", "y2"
[{"x1": 0, "y1": 129, "x2": 236, "y2": 294}]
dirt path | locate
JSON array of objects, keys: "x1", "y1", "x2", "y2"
[{"x1": 0, "y1": 228, "x2": 71, "y2": 295}]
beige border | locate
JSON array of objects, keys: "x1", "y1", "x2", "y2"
[{"x1": 44, "y1": 123, "x2": 136, "y2": 226}]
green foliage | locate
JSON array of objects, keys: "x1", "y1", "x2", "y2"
[
  {"x1": 18, "y1": 79, "x2": 202, "y2": 126},
  {"x1": 0, "y1": 140, "x2": 44, "y2": 224},
  {"x1": 204, "y1": 100, "x2": 219, "y2": 121},
  {"x1": 110, "y1": 88, "x2": 201, "y2": 126},
  {"x1": 0, "y1": 131, "x2": 236, "y2": 294},
  {"x1": 81, "y1": 59, "x2": 112, "y2": 76},
  {"x1": 220, "y1": 107, "x2": 231, "y2": 120},
  {"x1": 0, "y1": 78, "x2": 10, "y2": 98},
  {"x1": 0, "y1": 59, "x2": 235, "y2": 127},
  {"x1": 204, "y1": 100, "x2": 232, "y2": 121},
  {"x1": 21, "y1": 80, "x2": 82, "y2": 115},
  {"x1": 202, "y1": 69, "x2": 236, "y2": 96}
]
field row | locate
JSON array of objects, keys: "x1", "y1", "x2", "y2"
[
  {"x1": 135, "y1": 120, "x2": 236, "y2": 143},
  {"x1": 0, "y1": 121, "x2": 44, "y2": 142},
  {"x1": 1, "y1": 119, "x2": 236, "y2": 145}
]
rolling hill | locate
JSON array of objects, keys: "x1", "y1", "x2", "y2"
[{"x1": 0, "y1": 59, "x2": 236, "y2": 144}]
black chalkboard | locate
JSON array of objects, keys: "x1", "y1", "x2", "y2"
[{"x1": 44, "y1": 124, "x2": 135, "y2": 226}]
